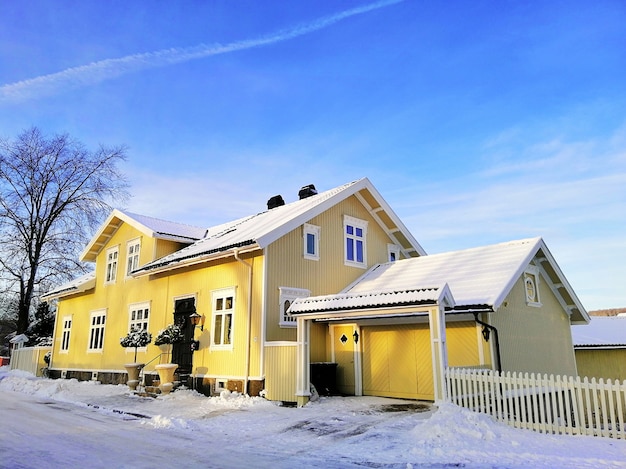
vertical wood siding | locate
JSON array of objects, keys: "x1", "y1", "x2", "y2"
[
  {"x1": 264, "y1": 344, "x2": 297, "y2": 401},
  {"x1": 575, "y1": 349, "x2": 626, "y2": 382}
]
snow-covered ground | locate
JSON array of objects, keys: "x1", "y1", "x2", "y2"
[{"x1": 1, "y1": 367, "x2": 625, "y2": 468}]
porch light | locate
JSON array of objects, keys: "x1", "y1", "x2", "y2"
[
  {"x1": 353, "y1": 330, "x2": 359, "y2": 344},
  {"x1": 189, "y1": 312, "x2": 205, "y2": 331}
]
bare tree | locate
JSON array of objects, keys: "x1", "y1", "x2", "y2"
[{"x1": 0, "y1": 127, "x2": 129, "y2": 334}]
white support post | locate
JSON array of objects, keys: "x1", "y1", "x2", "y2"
[
  {"x1": 429, "y1": 305, "x2": 448, "y2": 402},
  {"x1": 295, "y1": 317, "x2": 311, "y2": 406}
]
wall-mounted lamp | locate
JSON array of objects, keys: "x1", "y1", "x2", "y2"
[
  {"x1": 189, "y1": 312, "x2": 205, "y2": 331},
  {"x1": 481, "y1": 325, "x2": 491, "y2": 342},
  {"x1": 353, "y1": 330, "x2": 359, "y2": 344}
]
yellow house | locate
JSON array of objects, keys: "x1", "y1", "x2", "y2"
[
  {"x1": 43, "y1": 179, "x2": 588, "y2": 404},
  {"x1": 43, "y1": 178, "x2": 424, "y2": 397},
  {"x1": 572, "y1": 315, "x2": 626, "y2": 381}
]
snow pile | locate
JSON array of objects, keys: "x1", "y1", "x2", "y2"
[{"x1": 1, "y1": 366, "x2": 626, "y2": 468}]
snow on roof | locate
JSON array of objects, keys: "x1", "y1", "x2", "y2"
[
  {"x1": 571, "y1": 316, "x2": 626, "y2": 348},
  {"x1": 41, "y1": 271, "x2": 97, "y2": 301},
  {"x1": 291, "y1": 237, "x2": 588, "y2": 323},
  {"x1": 135, "y1": 178, "x2": 424, "y2": 275},
  {"x1": 343, "y1": 237, "x2": 544, "y2": 308},
  {"x1": 289, "y1": 285, "x2": 454, "y2": 315},
  {"x1": 80, "y1": 209, "x2": 206, "y2": 262}
]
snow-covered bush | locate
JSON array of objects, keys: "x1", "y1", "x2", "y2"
[
  {"x1": 154, "y1": 324, "x2": 184, "y2": 345},
  {"x1": 120, "y1": 326, "x2": 152, "y2": 362}
]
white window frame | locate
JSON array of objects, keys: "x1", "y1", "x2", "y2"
[
  {"x1": 126, "y1": 238, "x2": 141, "y2": 277},
  {"x1": 88, "y1": 309, "x2": 107, "y2": 352},
  {"x1": 524, "y1": 266, "x2": 542, "y2": 307},
  {"x1": 303, "y1": 223, "x2": 320, "y2": 261},
  {"x1": 211, "y1": 287, "x2": 236, "y2": 350},
  {"x1": 279, "y1": 287, "x2": 311, "y2": 328},
  {"x1": 126, "y1": 302, "x2": 150, "y2": 354},
  {"x1": 387, "y1": 244, "x2": 400, "y2": 262},
  {"x1": 105, "y1": 246, "x2": 119, "y2": 284},
  {"x1": 60, "y1": 315, "x2": 72, "y2": 353},
  {"x1": 344, "y1": 215, "x2": 368, "y2": 268}
]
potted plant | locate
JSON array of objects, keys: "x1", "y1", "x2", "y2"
[
  {"x1": 120, "y1": 326, "x2": 152, "y2": 390},
  {"x1": 153, "y1": 324, "x2": 183, "y2": 394}
]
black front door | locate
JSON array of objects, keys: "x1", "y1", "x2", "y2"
[{"x1": 171, "y1": 298, "x2": 195, "y2": 375}]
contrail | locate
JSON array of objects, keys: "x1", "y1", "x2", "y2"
[{"x1": 1, "y1": 0, "x2": 404, "y2": 104}]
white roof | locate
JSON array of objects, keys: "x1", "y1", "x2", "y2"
[
  {"x1": 135, "y1": 178, "x2": 425, "y2": 275},
  {"x1": 291, "y1": 237, "x2": 589, "y2": 323},
  {"x1": 80, "y1": 209, "x2": 206, "y2": 262},
  {"x1": 572, "y1": 316, "x2": 626, "y2": 348},
  {"x1": 41, "y1": 271, "x2": 96, "y2": 301}
]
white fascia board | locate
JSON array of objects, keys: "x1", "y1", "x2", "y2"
[{"x1": 490, "y1": 237, "x2": 543, "y2": 310}]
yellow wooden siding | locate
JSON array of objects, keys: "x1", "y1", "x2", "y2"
[
  {"x1": 361, "y1": 324, "x2": 434, "y2": 400},
  {"x1": 265, "y1": 195, "x2": 406, "y2": 342},
  {"x1": 446, "y1": 321, "x2": 483, "y2": 367},
  {"x1": 489, "y1": 274, "x2": 577, "y2": 376},
  {"x1": 310, "y1": 322, "x2": 329, "y2": 363},
  {"x1": 264, "y1": 344, "x2": 297, "y2": 401},
  {"x1": 333, "y1": 325, "x2": 356, "y2": 395},
  {"x1": 51, "y1": 220, "x2": 265, "y2": 382},
  {"x1": 575, "y1": 349, "x2": 626, "y2": 382}
]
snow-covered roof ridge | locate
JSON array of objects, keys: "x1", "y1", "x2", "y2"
[
  {"x1": 572, "y1": 315, "x2": 626, "y2": 348},
  {"x1": 120, "y1": 210, "x2": 207, "y2": 240},
  {"x1": 134, "y1": 178, "x2": 425, "y2": 275}
]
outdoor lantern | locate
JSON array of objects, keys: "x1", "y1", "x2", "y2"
[
  {"x1": 189, "y1": 312, "x2": 204, "y2": 331},
  {"x1": 481, "y1": 325, "x2": 491, "y2": 342},
  {"x1": 353, "y1": 330, "x2": 359, "y2": 344}
]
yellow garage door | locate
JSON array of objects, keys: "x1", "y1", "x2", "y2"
[{"x1": 362, "y1": 324, "x2": 434, "y2": 401}]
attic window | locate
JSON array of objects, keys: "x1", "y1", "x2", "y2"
[
  {"x1": 387, "y1": 244, "x2": 400, "y2": 262},
  {"x1": 303, "y1": 224, "x2": 320, "y2": 261},
  {"x1": 344, "y1": 215, "x2": 368, "y2": 268},
  {"x1": 524, "y1": 267, "x2": 541, "y2": 307}
]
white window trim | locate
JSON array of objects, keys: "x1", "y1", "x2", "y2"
[
  {"x1": 126, "y1": 301, "x2": 151, "y2": 354},
  {"x1": 210, "y1": 287, "x2": 236, "y2": 351},
  {"x1": 524, "y1": 266, "x2": 542, "y2": 307},
  {"x1": 88, "y1": 309, "x2": 107, "y2": 353},
  {"x1": 125, "y1": 238, "x2": 141, "y2": 278},
  {"x1": 303, "y1": 223, "x2": 321, "y2": 261},
  {"x1": 60, "y1": 315, "x2": 72, "y2": 354},
  {"x1": 279, "y1": 287, "x2": 311, "y2": 328},
  {"x1": 387, "y1": 244, "x2": 400, "y2": 262},
  {"x1": 344, "y1": 215, "x2": 368, "y2": 268},
  {"x1": 105, "y1": 246, "x2": 119, "y2": 284}
]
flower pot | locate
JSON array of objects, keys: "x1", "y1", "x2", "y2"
[
  {"x1": 155, "y1": 363, "x2": 178, "y2": 395},
  {"x1": 124, "y1": 363, "x2": 144, "y2": 391}
]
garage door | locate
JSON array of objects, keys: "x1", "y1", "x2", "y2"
[{"x1": 362, "y1": 323, "x2": 434, "y2": 400}]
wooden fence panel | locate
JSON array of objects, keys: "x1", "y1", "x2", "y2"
[{"x1": 445, "y1": 367, "x2": 626, "y2": 440}]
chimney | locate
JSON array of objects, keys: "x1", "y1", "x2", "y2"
[
  {"x1": 267, "y1": 194, "x2": 285, "y2": 210},
  {"x1": 298, "y1": 184, "x2": 318, "y2": 200}
]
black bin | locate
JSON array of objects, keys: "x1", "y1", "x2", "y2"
[{"x1": 310, "y1": 362, "x2": 338, "y2": 396}]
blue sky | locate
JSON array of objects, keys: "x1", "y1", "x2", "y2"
[{"x1": 1, "y1": 0, "x2": 625, "y2": 310}]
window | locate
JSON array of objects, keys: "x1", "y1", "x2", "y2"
[
  {"x1": 344, "y1": 215, "x2": 368, "y2": 268},
  {"x1": 60, "y1": 316, "x2": 72, "y2": 352},
  {"x1": 524, "y1": 267, "x2": 541, "y2": 307},
  {"x1": 126, "y1": 239, "x2": 141, "y2": 276},
  {"x1": 279, "y1": 287, "x2": 310, "y2": 327},
  {"x1": 211, "y1": 288, "x2": 235, "y2": 349},
  {"x1": 105, "y1": 247, "x2": 118, "y2": 283},
  {"x1": 387, "y1": 244, "x2": 400, "y2": 262},
  {"x1": 129, "y1": 302, "x2": 150, "y2": 332},
  {"x1": 88, "y1": 310, "x2": 106, "y2": 351},
  {"x1": 303, "y1": 224, "x2": 320, "y2": 260}
]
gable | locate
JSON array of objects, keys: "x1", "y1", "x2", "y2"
[
  {"x1": 133, "y1": 178, "x2": 425, "y2": 276},
  {"x1": 80, "y1": 209, "x2": 206, "y2": 262}
]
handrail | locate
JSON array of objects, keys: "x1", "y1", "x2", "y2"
[{"x1": 140, "y1": 353, "x2": 166, "y2": 387}]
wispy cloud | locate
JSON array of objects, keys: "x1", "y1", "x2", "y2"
[{"x1": 0, "y1": 0, "x2": 403, "y2": 104}]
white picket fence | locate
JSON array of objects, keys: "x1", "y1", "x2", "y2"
[{"x1": 445, "y1": 367, "x2": 626, "y2": 439}]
